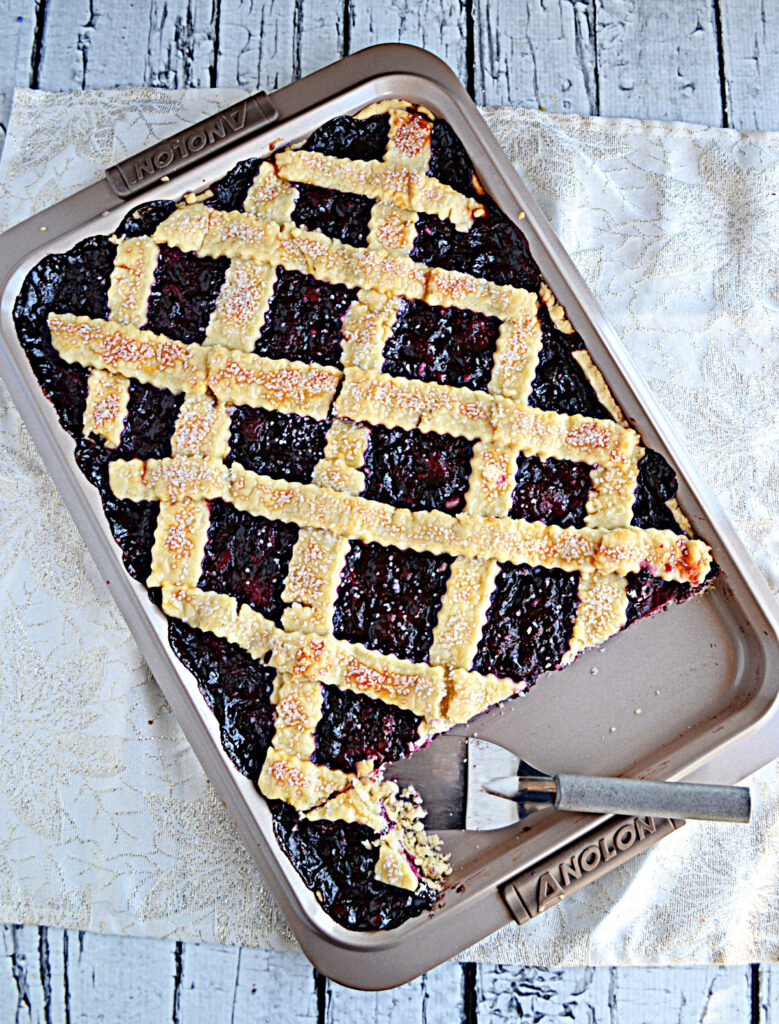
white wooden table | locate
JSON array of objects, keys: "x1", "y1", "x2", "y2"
[{"x1": 0, "y1": 1, "x2": 777, "y2": 1020}]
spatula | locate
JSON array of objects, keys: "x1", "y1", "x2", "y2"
[{"x1": 385, "y1": 736, "x2": 751, "y2": 830}]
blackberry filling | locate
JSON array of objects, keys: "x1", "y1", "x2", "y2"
[
  {"x1": 305, "y1": 114, "x2": 390, "y2": 161},
  {"x1": 509, "y1": 453, "x2": 593, "y2": 529},
  {"x1": 362, "y1": 425, "x2": 474, "y2": 513},
  {"x1": 227, "y1": 405, "x2": 330, "y2": 484},
  {"x1": 383, "y1": 298, "x2": 499, "y2": 391},
  {"x1": 312, "y1": 685, "x2": 422, "y2": 773},
  {"x1": 270, "y1": 801, "x2": 435, "y2": 931},
  {"x1": 144, "y1": 244, "x2": 229, "y2": 345},
  {"x1": 291, "y1": 182, "x2": 374, "y2": 247}
]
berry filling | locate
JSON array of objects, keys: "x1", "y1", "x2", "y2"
[
  {"x1": 333, "y1": 541, "x2": 452, "y2": 664},
  {"x1": 168, "y1": 619, "x2": 277, "y2": 778},
  {"x1": 509, "y1": 452, "x2": 593, "y2": 528},
  {"x1": 312, "y1": 684, "x2": 422, "y2": 773},
  {"x1": 362, "y1": 424, "x2": 474, "y2": 513},
  {"x1": 528, "y1": 307, "x2": 612, "y2": 420},
  {"x1": 428, "y1": 119, "x2": 476, "y2": 197},
  {"x1": 117, "y1": 200, "x2": 178, "y2": 239},
  {"x1": 411, "y1": 200, "x2": 541, "y2": 293},
  {"x1": 291, "y1": 182, "x2": 374, "y2": 247},
  {"x1": 256, "y1": 268, "x2": 355, "y2": 367},
  {"x1": 12, "y1": 235, "x2": 116, "y2": 438},
  {"x1": 145, "y1": 244, "x2": 229, "y2": 346},
  {"x1": 632, "y1": 450, "x2": 684, "y2": 534},
  {"x1": 473, "y1": 564, "x2": 580, "y2": 684},
  {"x1": 199, "y1": 499, "x2": 299, "y2": 625},
  {"x1": 227, "y1": 405, "x2": 330, "y2": 484},
  {"x1": 270, "y1": 801, "x2": 435, "y2": 931},
  {"x1": 205, "y1": 157, "x2": 264, "y2": 212},
  {"x1": 306, "y1": 114, "x2": 390, "y2": 162},
  {"x1": 382, "y1": 298, "x2": 499, "y2": 391},
  {"x1": 625, "y1": 570, "x2": 692, "y2": 626}
]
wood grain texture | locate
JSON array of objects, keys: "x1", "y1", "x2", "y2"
[
  {"x1": 719, "y1": 0, "x2": 779, "y2": 130},
  {"x1": 472, "y1": 0, "x2": 598, "y2": 113},
  {"x1": 324, "y1": 960, "x2": 465, "y2": 1023},
  {"x1": 0, "y1": 0, "x2": 39, "y2": 138},
  {"x1": 216, "y1": 0, "x2": 345, "y2": 93},
  {"x1": 146, "y1": 0, "x2": 220, "y2": 87},
  {"x1": 760, "y1": 964, "x2": 779, "y2": 1024},
  {"x1": 476, "y1": 964, "x2": 753, "y2": 1023},
  {"x1": 596, "y1": 0, "x2": 725, "y2": 125},
  {"x1": 348, "y1": 0, "x2": 470, "y2": 91}
]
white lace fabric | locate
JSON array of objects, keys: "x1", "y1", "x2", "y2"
[{"x1": 0, "y1": 87, "x2": 776, "y2": 964}]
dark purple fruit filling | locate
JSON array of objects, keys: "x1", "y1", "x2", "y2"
[
  {"x1": 256, "y1": 268, "x2": 355, "y2": 367},
  {"x1": 473, "y1": 564, "x2": 579, "y2": 684},
  {"x1": 12, "y1": 235, "x2": 116, "y2": 438},
  {"x1": 291, "y1": 182, "x2": 374, "y2": 247},
  {"x1": 73, "y1": 438, "x2": 159, "y2": 588},
  {"x1": 382, "y1": 298, "x2": 499, "y2": 391},
  {"x1": 362, "y1": 424, "x2": 474, "y2": 513},
  {"x1": 205, "y1": 157, "x2": 264, "y2": 212},
  {"x1": 270, "y1": 801, "x2": 436, "y2": 931},
  {"x1": 116, "y1": 200, "x2": 178, "y2": 239},
  {"x1": 509, "y1": 452, "x2": 593, "y2": 529},
  {"x1": 632, "y1": 450, "x2": 684, "y2": 534},
  {"x1": 306, "y1": 114, "x2": 390, "y2": 162},
  {"x1": 411, "y1": 200, "x2": 541, "y2": 293},
  {"x1": 168, "y1": 619, "x2": 276, "y2": 778},
  {"x1": 117, "y1": 381, "x2": 183, "y2": 460},
  {"x1": 227, "y1": 405, "x2": 329, "y2": 483},
  {"x1": 333, "y1": 541, "x2": 452, "y2": 664},
  {"x1": 528, "y1": 308, "x2": 612, "y2": 420},
  {"x1": 199, "y1": 499, "x2": 298, "y2": 625},
  {"x1": 312, "y1": 684, "x2": 422, "y2": 773},
  {"x1": 428, "y1": 119, "x2": 476, "y2": 197},
  {"x1": 625, "y1": 570, "x2": 692, "y2": 626},
  {"x1": 144, "y1": 244, "x2": 229, "y2": 345}
]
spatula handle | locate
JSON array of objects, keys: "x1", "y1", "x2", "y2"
[{"x1": 555, "y1": 774, "x2": 751, "y2": 823}]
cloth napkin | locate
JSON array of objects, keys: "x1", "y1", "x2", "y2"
[{"x1": 0, "y1": 87, "x2": 777, "y2": 966}]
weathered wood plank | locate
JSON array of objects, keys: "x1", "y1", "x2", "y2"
[
  {"x1": 146, "y1": 0, "x2": 219, "y2": 88},
  {"x1": 325, "y1": 959, "x2": 464, "y2": 1024},
  {"x1": 476, "y1": 964, "x2": 753, "y2": 1023},
  {"x1": 718, "y1": 0, "x2": 779, "y2": 130},
  {"x1": 35, "y1": 0, "x2": 154, "y2": 90},
  {"x1": 66, "y1": 929, "x2": 177, "y2": 1023},
  {"x1": 0, "y1": 0, "x2": 39, "y2": 135},
  {"x1": 596, "y1": 0, "x2": 724, "y2": 125},
  {"x1": 759, "y1": 963, "x2": 779, "y2": 1024},
  {"x1": 0, "y1": 924, "x2": 69, "y2": 1024},
  {"x1": 472, "y1": 0, "x2": 597, "y2": 112},
  {"x1": 177, "y1": 944, "x2": 318, "y2": 1022},
  {"x1": 348, "y1": 1, "x2": 469, "y2": 91},
  {"x1": 216, "y1": 0, "x2": 345, "y2": 93}
]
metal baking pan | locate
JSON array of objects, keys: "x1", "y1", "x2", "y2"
[{"x1": 1, "y1": 45, "x2": 777, "y2": 989}]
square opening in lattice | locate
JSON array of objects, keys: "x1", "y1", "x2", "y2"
[
  {"x1": 332, "y1": 540, "x2": 452, "y2": 664},
  {"x1": 472, "y1": 563, "x2": 580, "y2": 685},
  {"x1": 255, "y1": 268, "x2": 356, "y2": 367},
  {"x1": 509, "y1": 452, "x2": 593, "y2": 529},
  {"x1": 527, "y1": 310, "x2": 611, "y2": 419},
  {"x1": 291, "y1": 183, "x2": 374, "y2": 247},
  {"x1": 144, "y1": 244, "x2": 229, "y2": 345},
  {"x1": 204, "y1": 157, "x2": 264, "y2": 212},
  {"x1": 361, "y1": 424, "x2": 474, "y2": 513},
  {"x1": 227, "y1": 405, "x2": 330, "y2": 484},
  {"x1": 411, "y1": 207, "x2": 541, "y2": 292},
  {"x1": 114, "y1": 381, "x2": 183, "y2": 461},
  {"x1": 168, "y1": 618, "x2": 277, "y2": 779},
  {"x1": 382, "y1": 298, "x2": 499, "y2": 391},
  {"x1": 306, "y1": 113, "x2": 390, "y2": 161},
  {"x1": 199, "y1": 499, "x2": 299, "y2": 625},
  {"x1": 312, "y1": 684, "x2": 422, "y2": 773}
]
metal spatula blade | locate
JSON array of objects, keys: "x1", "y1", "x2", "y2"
[{"x1": 386, "y1": 736, "x2": 751, "y2": 831}]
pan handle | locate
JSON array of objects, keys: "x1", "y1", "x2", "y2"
[
  {"x1": 502, "y1": 815, "x2": 684, "y2": 924},
  {"x1": 105, "y1": 92, "x2": 278, "y2": 200}
]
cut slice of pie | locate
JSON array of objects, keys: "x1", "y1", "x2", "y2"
[{"x1": 12, "y1": 100, "x2": 715, "y2": 931}]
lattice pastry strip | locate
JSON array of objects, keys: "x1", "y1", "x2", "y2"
[
  {"x1": 281, "y1": 530, "x2": 350, "y2": 635},
  {"x1": 428, "y1": 558, "x2": 500, "y2": 672},
  {"x1": 274, "y1": 149, "x2": 484, "y2": 230},
  {"x1": 271, "y1": 673, "x2": 323, "y2": 761},
  {"x1": 243, "y1": 160, "x2": 298, "y2": 222},
  {"x1": 83, "y1": 236, "x2": 160, "y2": 445},
  {"x1": 204, "y1": 259, "x2": 278, "y2": 352},
  {"x1": 111, "y1": 458, "x2": 712, "y2": 586},
  {"x1": 464, "y1": 442, "x2": 520, "y2": 517},
  {"x1": 259, "y1": 748, "x2": 352, "y2": 812},
  {"x1": 564, "y1": 572, "x2": 630, "y2": 664}
]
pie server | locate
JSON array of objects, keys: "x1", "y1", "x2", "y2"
[{"x1": 386, "y1": 736, "x2": 751, "y2": 830}]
